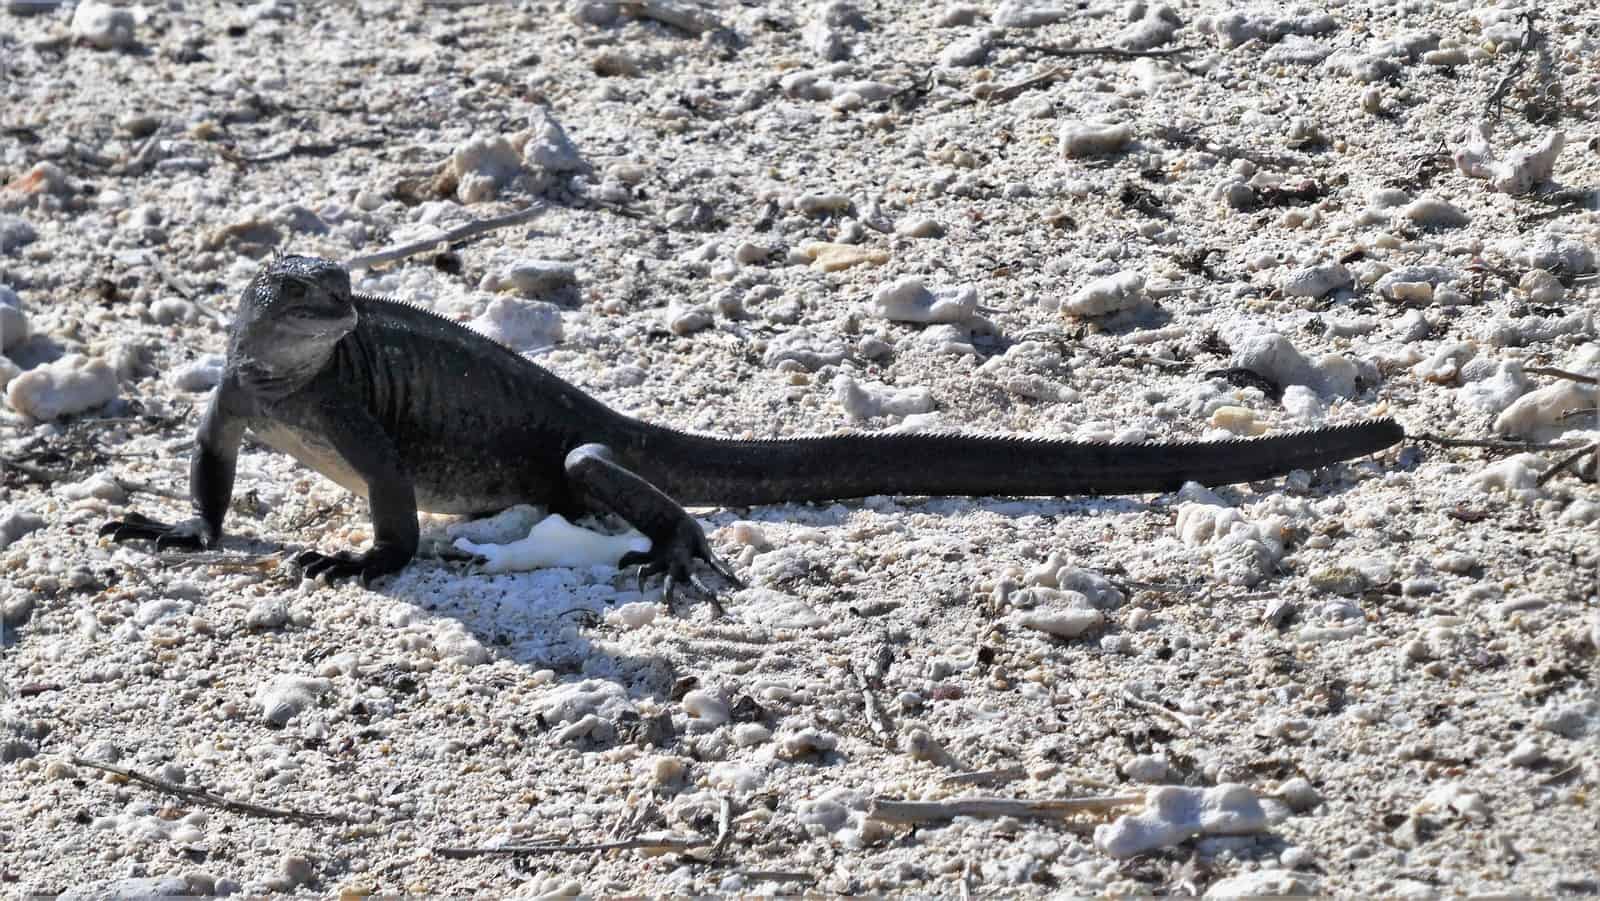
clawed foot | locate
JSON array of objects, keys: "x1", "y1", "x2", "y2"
[
  {"x1": 99, "y1": 512, "x2": 213, "y2": 551},
  {"x1": 619, "y1": 519, "x2": 742, "y2": 615},
  {"x1": 294, "y1": 547, "x2": 406, "y2": 586}
]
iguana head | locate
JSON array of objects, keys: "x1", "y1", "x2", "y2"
[{"x1": 227, "y1": 254, "x2": 360, "y2": 397}]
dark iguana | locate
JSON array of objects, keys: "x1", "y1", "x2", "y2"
[{"x1": 103, "y1": 255, "x2": 1404, "y2": 599}]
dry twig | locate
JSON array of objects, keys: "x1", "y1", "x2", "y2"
[
  {"x1": 868, "y1": 794, "x2": 1143, "y2": 825},
  {"x1": 1524, "y1": 366, "x2": 1598, "y2": 386},
  {"x1": 737, "y1": 871, "x2": 815, "y2": 884},
  {"x1": 436, "y1": 834, "x2": 712, "y2": 859},
  {"x1": 851, "y1": 663, "x2": 897, "y2": 750},
  {"x1": 1412, "y1": 433, "x2": 1587, "y2": 452},
  {"x1": 0, "y1": 457, "x2": 62, "y2": 487},
  {"x1": 1485, "y1": 12, "x2": 1539, "y2": 121},
  {"x1": 999, "y1": 41, "x2": 1201, "y2": 61},
  {"x1": 1122, "y1": 686, "x2": 1200, "y2": 732},
  {"x1": 711, "y1": 795, "x2": 734, "y2": 860},
  {"x1": 1535, "y1": 442, "x2": 1598, "y2": 487},
  {"x1": 72, "y1": 756, "x2": 351, "y2": 825},
  {"x1": 982, "y1": 66, "x2": 1070, "y2": 103},
  {"x1": 222, "y1": 136, "x2": 386, "y2": 165},
  {"x1": 940, "y1": 766, "x2": 1028, "y2": 788},
  {"x1": 347, "y1": 204, "x2": 548, "y2": 270}
]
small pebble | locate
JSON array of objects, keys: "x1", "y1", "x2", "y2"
[
  {"x1": 797, "y1": 241, "x2": 889, "y2": 271},
  {"x1": 1209, "y1": 405, "x2": 1266, "y2": 436},
  {"x1": 481, "y1": 260, "x2": 578, "y2": 298},
  {"x1": 71, "y1": 1, "x2": 137, "y2": 49},
  {"x1": 606, "y1": 601, "x2": 659, "y2": 629},
  {"x1": 682, "y1": 689, "x2": 731, "y2": 726},
  {"x1": 1275, "y1": 777, "x2": 1321, "y2": 813},
  {"x1": 447, "y1": 134, "x2": 525, "y2": 204},
  {"x1": 245, "y1": 598, "x2": 289, "y2": 631},
  {"x1": 894, "y1": 217, "x2": 944, "y2": 238},
  {"x1": 795, "y1": 192, "x2": 852, "y2": 217},
  {"x1": 1122, "y1": 754, "x2": 1170, "y2": 783},
  {"x1": 1017, "y1": 607, "x2": 1104, "y2": 639},
  {"x1": 0, "y1": 287, "x2": 30, "y2": 353},
  {"x1": 1281, "y1": 263, "x2": 1351, "y2": 299},
  {"x1": 1065, "y1": 271, "x2": 1144, "y2": 316},
  {"x1": 650, "y1": 755, "x2": 689, "y2": 785},
  {"x1": 170, "y1": 354, "x2": 226, "y2": 392},
  {"x1": 777, "y1": 727, "x2": 837, "y2": 760},
  {"x1": 1517, "y1": 269, "x2": 1565, "y2": 304},
  {"x1": 1506, "y1": 740, "x2": 1545, "y2": 768},
  {"x1": 282, "y1": 854, "x2": 314, "y2": 887},
  {"x1": 523, "y1": 108, "x2": 587, "y2": 175},
  {"x1": 1059, "y1": 121, "x2": 1132, "y2": 158},
  {"x1": 733, "y1": 242, "x2": 770, "y2": 265},
  {"x1": 667, "y1": 304, "x2": 714, "y2": 336},
  {"x1": 731, "y1": 723, "x2": 771, "y2": 747},
  {"x1": 1401, "y1": 197, "x2": 1469, "y2": 229},
  {"x1": 255, "y1": 675, "x2": 332, "y2": 727}
]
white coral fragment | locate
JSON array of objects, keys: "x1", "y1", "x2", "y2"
[
  {"x1": 865, "y1": 277, "x2": 977, "y2": 324},
  {"x1": 454, "y1": 513, "x2": 649, "y2": 573},
  {"x1": 1066, "y1": 271, "x2": 1145, "y2": 316},
  {"x1": 5, "y1": 354, "x2": 118, "y2": 420},
  {"x1": 1452, "y1": 121, "x2": 1564, "y2": 195},
  {"x1": 1095, "y1": 784, "x2": 1268, "y2": 858}
]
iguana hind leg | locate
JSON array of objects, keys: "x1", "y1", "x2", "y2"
[{"x1": 563, "y1": 443, "x2": 741, "y2": 613}]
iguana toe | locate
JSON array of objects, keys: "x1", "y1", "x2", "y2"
[{"x1": 100, "y1": 512, "x2": 209, "y2": 550}]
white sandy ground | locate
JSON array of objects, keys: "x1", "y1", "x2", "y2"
[{"x1": 2, "y1": 0, "x2": 1599, "y2": 895}]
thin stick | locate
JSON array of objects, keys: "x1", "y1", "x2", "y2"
[
  {"x1": 148, "y1": 552, "x2": 282, "y2": 571},
  {"x1": 436, "y1": 834, "x2": 712, "y2": 859},
  {"x1": 983, "y1": 66, "x2": 1069, "y2": 103},
  {"x1": 1535, "y1": 442, "x2": 1598, "y2": 486},
  {"x1": 141, "y1": 252, "x2": 228, "y2": 324},
  {"x1": 737, "y1": 871, "x2": 815, "y2": 884},
  {"x1": 711, "y1": 795, "x2": 734, "y2": 860},
  {"x1": 940, "y1": 766, "x2": 1027, "y2": 788},
  {"x1": 851, "y1": 664, "x2": 897, "y2": 750},
  {"x1": 347, "y1": 203, "x2": 548, "y2": 270},
  {"x1": 1486, "y1": 12, "x2": 1538, "y2": 120},
  {"x1": 224, "y1": 137, "x2": 386, "y2": 165},
  {"x1": 999, "y1": 42, "x2": 1202, "y2": 60},
  {"x1": 1524, "y1": 366, "x2": 1598, "y2": 385},
  {"x1": 1121, "y1": 688, "x2": 1199, "y2": 732},
  {"x1": 72, "y1": 756, "x2": 350, "y2": 825},
  {"x1": 0, "y1": 458, "x2": 62, "y2": 486},
  {"x1": 1413, "y1": 432, "x2": 1587, "y2": 452},
  {"x1": 1541, "y1": 762, "x2": 1582, "y2": 786},
  {"x1": 868, "y1": 794, "x2": 1143, "y2": 824},
  {"x1": 116, "y1": 477, "x2": 189, "y2": 501}
]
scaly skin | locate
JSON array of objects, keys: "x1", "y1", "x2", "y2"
[{"x1": 103, "y1": 255, "x2": 1405, "y2": 604}]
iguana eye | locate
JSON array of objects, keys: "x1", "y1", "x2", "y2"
[{"x1": 280, "y1": 281, "x2": 307, "y2": 302}]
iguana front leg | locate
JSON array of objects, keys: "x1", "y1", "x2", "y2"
[
  {"x1": 101, "y1": 389, "x2": 245, "y2": 550},
  {"x1": 285, "y1": 398, "x2": 419, "y2": 584},
  {"x1": 563, "y1": 443, "x2": 741, "y2": 609}
]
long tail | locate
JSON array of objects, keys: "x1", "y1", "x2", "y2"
[{"x1": 623, "y1": 418, "x2": 1405, "y2": 506}]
